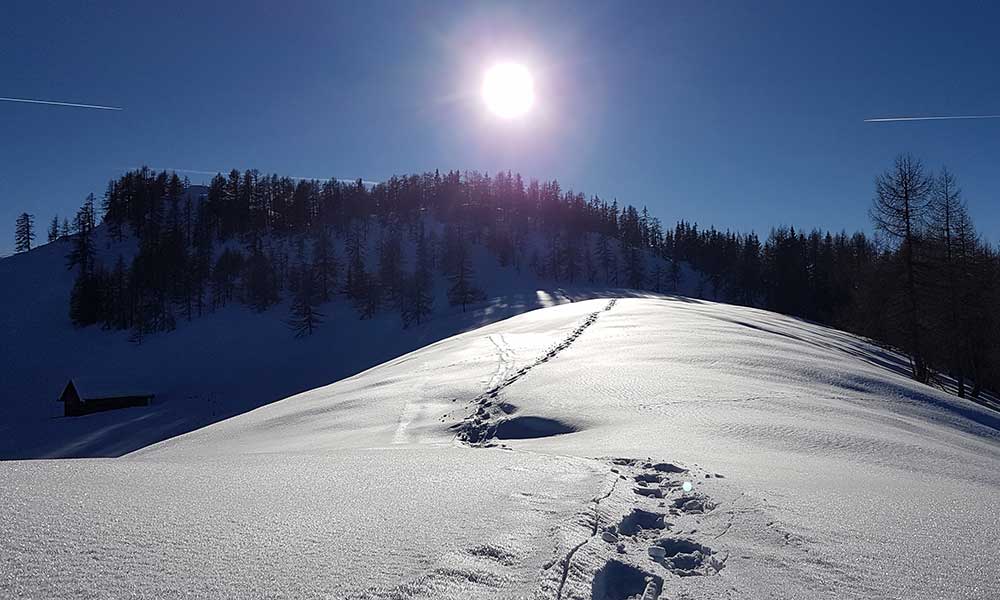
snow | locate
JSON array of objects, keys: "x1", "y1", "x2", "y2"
[
  {"x1": 2, "y1": 297, "x2": 997, "y2": 599},
  {"x1": 0, "y1": 220, "x2": 699, "y2": 459}
]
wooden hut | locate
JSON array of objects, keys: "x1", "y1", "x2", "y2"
[{"x1": 58, "y1": 379, "x2": 153, "y2": 417}]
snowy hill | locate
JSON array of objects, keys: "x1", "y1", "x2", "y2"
[
  {"x1": 2, "y1": 297, "x2": 997, "y2": 599},
  {"x1": 0, "y1": 219, "x2": 695, "y2": 459}
]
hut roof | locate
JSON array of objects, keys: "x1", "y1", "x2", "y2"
[{"x1": 62, "y1": 378, "x2": 154, "y2": 402}]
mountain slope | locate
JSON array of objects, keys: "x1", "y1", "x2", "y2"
[
  {"x1": 3, "y1": 297, "x2": 997, "y2": 599},
  {"x1": 0, "y1": 216, "x2": 694, "y2": 459}
]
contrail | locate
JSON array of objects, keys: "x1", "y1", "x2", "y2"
[
  {"x1": 126, "y1": 166, "x2": 379, "y2": 186},
  {"x1": 865, "y1": 114, "x2": 1000, "y2": 123},
  {"x1": 0, "y1": 96, "x2": 123, "y2": 111}
]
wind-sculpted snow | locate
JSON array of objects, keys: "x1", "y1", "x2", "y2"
[{"x1": 2, "y1": 297, "x2": 998, "y2": 599}]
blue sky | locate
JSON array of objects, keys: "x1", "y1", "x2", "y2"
[{"x1": 2, "y1": 1, "x2": 998, "y2": 255}]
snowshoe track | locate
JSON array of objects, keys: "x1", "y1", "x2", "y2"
[
  {"x1": 545, "y1": 458, "x2": 727, "y2": 599},
  {"x1": 454, "y1": 299, "x2": 617, "y2": 445}
]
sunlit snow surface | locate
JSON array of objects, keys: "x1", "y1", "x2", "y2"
[{"x1": 3, "y1": 298, "x2": 998, "y2": 599}]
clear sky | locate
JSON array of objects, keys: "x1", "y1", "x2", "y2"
[{"x1": 2, "y1": 0, "x2": 998, "y2": 255}]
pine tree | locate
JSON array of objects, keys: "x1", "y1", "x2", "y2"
[
  {"x1": 597, "y1": 234, "x2": 618, "y2": 284},
  {"x1": 244, "y1": 243, "x2": 278, "y2": 311},
  {"x1": 378, "y1": 227, "x2": 405, "y2": 309},
  {"x1": 402, "y1": 224, "x2": 434, "y2": 327},
  {"x1": 345, "y1": 225, "x2": 367, "y2": 302},
  {"x1": 211, "y1": 249, "x2": 243, "y2": 309},
  {"x1": 354, "y1": 270, "x2": 380, "y2": 319},
  {"x1": 69, "y1": 266, "x2": 104, "y2": 326},
  {"x1": 623, "y1": 242, "x2": 645, "y2": 289},
  {"x1": 47, "y1": 216, "x2": 60, "y2": 243},
  {"x1": 311, "y1": 227, "x2": 338, "y2": 302},
  {"x1": 14, "y1": 213, "x2": 34, "y2": 252},
  {"x1": 447, "y1": 234, "x2": 484, "y2": 311},
  {"x1": 287, "y1": 266, "x2": 324, "y2": 337},
  {"x1": 66, "y1": 201, "x2": 96, "y2": 275}
]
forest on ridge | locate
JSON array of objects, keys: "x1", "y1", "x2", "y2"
[{"x1": 12, "y1": 156, "x2": 1000, "y2": 398}]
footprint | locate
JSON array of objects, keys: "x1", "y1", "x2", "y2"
[
  {"x1": 633, "y1": 473, "x2": 662, "y2": 484},
  {"x1": 647, "y1": 462, "x2": 686, "y2": 474},
  {"x1": 591, "y1": 560, "x2": 662, "y2": 600},
  {"x1": 633, "y1": 486, "x2": 664, "y2": 498},
  {"x1": 650, "y1": 538, "x2": 716, "y2": 576},
  {"x1": 671, "y1": 495, "x2": 715, "y2": 514},
  {"x1": 619, "y1": 508, "x2": 669, "y2": 536}
]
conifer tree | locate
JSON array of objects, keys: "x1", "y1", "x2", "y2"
[
  {"x1": 244, "y1": 243, "x2": 278, "y2": 311},
  {"x1": 311, "y1": 227, "x2": 338, "y2": 302},
  {"x1": 287, "y1": 266, "x2": 324, "y2": 337},
  {"x1": 66, "y1": 201, "x2": 96, "y2": 274},
  {"x1": 623, "y1": 242, "x2": 645, "y2": 289},
  {"x1": 378, "y1": 227, "x2": 405, "y2": 309},
  {"x1": 14, "y1": 213, "x2": 34, "y2": 253},
  {"x1": 597, "y1": 234, "x2": 618, "y2": 284},
  {"x1": 402, "y1": 224, "x2": 434, "y2": 327},
  {"x1": 447, "y1": 233, "x2": 484, "y2": 311},
  {"x1": 345, "y1": 225, "x2": 367, "y2": 302},
  {"x1": 47, "y1": 216, "x2": 60, "y2": 243}
]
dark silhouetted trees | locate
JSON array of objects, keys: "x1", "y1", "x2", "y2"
[{"x1": 15, "y1": 213, "x2": 34, "y2": 253}]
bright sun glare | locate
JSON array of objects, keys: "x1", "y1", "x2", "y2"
[{"x1": 482, "y1": 62, "x2": 534, "y2": 119}]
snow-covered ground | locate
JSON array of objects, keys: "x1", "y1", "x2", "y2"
[
  {"x1": 0, "y1": 228, "x2": 686, "y2": 459},
  {"x1": 3, "y1": 297, "x2": 997, "y2": 599},
  {"x1": 0, "y1": 220, "x2": 699, "y2": 460}
]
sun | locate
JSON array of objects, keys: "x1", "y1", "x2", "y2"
[{"x1": 482, "y1": 62, "x2": 535, "y2": 119}]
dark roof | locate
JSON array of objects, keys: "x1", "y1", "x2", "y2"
[{"x1": 61, "y1": 378, "x2": 153, "y2": 402}]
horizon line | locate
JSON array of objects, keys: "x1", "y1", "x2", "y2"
[{"x1": 0, "y1": 97, "x2": 123, "y2": 111}]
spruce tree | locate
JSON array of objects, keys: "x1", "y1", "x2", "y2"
[
  {"x1": 66, "y1": 203, "x2": 96, "y2": 274},
  {"x1": 623, "y1": 242, "x2": 645, "y2": 289},
  {"x1": 378, "y1": 227, "x2": 404, "y2": 309},
  {"x1": 287, "y1": 267, "x2": 324, "y2": 337},
  {"x1": 345, "y1": 225, "x2": 367, "y2": 302},
  {"x1": 47, "y1": 216, "x2": 60, "y2": 243},
  {"x1": 447, "y1": 234, "x2": 484, "y2": 311},
  {"x1": 311, "y1": 227, "x2": 338, "y2": 301},
  {"x1": 14, "y1": 213, "x2": 34, "y2": 253},
  {"x1": 244, "y1": 243, "x2": 278, "y2": 311},
  {"x1": 402, "y1": 224, "x2": 434, "y2": 327}
]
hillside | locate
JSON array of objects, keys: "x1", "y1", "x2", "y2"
[
  {"x1": 0, "y1": 213, "x2": 691, "y2": 459},
  {"x1": 2, "y1": 297, "x2": 997, "y2": 599},
  {"x1": 5, "y1": 166, "x2": 996, "y2": 464}
]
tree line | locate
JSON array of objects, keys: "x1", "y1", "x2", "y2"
[{"x1": 13, "y1": 157, "x2": 999, "y2": 398}]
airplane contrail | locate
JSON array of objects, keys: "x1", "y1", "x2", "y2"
[
  {"x1": 865, "y1": 114, "x2": 1000, "y2": 123},
  {"x1": 0, "y1": 96, "x2": 123, "y2": 111}
]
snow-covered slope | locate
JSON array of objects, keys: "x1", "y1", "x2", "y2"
[
  {"x1": 0, "y1": 219, "x2": 699, "y2": 459},
  {"x1": 3, "y1": 297, "x2": 997, "y2": 599}
]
